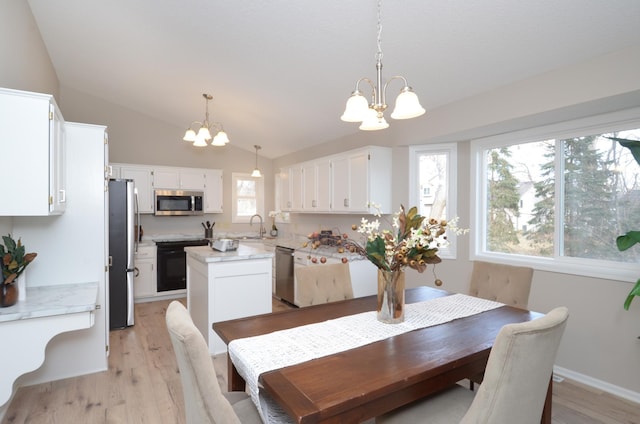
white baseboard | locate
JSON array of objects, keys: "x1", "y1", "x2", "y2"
[{"x1": 554, "y1": 366, "x2": 640, "y2": 404}]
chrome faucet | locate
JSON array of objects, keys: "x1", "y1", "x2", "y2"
[{"x1": 250, "y1": 214, "x2": 266, "y2": 238}]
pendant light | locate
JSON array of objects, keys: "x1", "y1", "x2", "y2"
[
  {"x1": 341, "y1": 0, "x2": 425, "y2": 130},
  {"x1": 183, "y1": 93, "x2": 230, "y2": 146},
  {"x1": 251, "y1": 145, "x2": 262, "y2": 178}
]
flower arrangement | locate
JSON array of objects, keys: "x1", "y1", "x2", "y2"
[
  {"x1": 0, "y1": 234, "x2": 37, "y2": 285},
  {"x1": 343, "y1": 204, "x2": 467, "y2": 274}
]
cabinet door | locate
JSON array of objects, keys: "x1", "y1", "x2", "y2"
[
  {"x1": 331, "y1": 155, "x2": 350, "y2": 212},
  {"x1": 204, "y1": 169, "x2": 223, "y2": 213},
  {"x1": 348, "y1": 151, "x2": 369, "y2": 212},
  {"x1": 279, "y1": 168, "x2": 292, "y2": 211},
  {"x1": 153, "y1": 168, "x2": 180, "y2": 189},
  {"x1": 0, "y1": 89, "x2": 66, "y2": 216},
  {"x1": 180, "y1": 169, "x2": 206, "y2": 190},
  {"x1": 49, "y1": 102, "x2": 67, "y2": 214},
  {"x1": 134, "y1": 260, "x2": 156, "y2": 298},
  {"x1": 120, "y1": 166, "x2": 154, "y2": 213},
  {"x1": 315, "y1": 158, "x2": 332, "y2": 212},
  {"x1": 290, "y1": 164, "x2": 304, "y2": 211},
  {"x1": 302, "y1": 162, "x2": 317, "y2": 211}
]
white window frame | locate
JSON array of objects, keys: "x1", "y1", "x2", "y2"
[
  {"x1": 470, "y1": 107, "x2": 640, "y2": 282},
  {"x1": 409, "y1": 143, "x2": 458, "y2": 259},
  {"x1": 231, "y1": 172, "x2": 264, "y2": 224}
]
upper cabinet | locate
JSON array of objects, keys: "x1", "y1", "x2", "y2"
[
  {"x1": 203, "y1": 169, "x2": 223, "y2": 213},
  {"x1": 154, "y1": 167, "x2": 206, "y2": 190},
  {"x1": 110, "y1": 163, "x2": 223, "y2": 214},
  {"x1": 279, "y1": 146, "x2": 392, "y2": 215},
  {"x1": 119, "y1": 165, "x2": 154, "y2": 214},
  {"x1": 331, "y1": 146, "x2": 392, "y2": 214},
  {"x1": 0, "y1": 88, "x2": 66, "y2": 216}
]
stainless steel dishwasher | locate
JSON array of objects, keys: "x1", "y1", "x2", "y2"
[{"x1": 275, "y1": 246, "x2": 295, "y2": 304}]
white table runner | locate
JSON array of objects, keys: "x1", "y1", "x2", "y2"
[{"x1": 228, "y1": 293, "x2": 504, "y2": 423}]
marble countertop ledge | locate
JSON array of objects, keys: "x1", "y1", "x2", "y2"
[
  {"x1": 0, "y1": 282, "x2": 99, "y2": 323},
  {"x1": 185, "y1": 244, "x2": 274, "y2": 264}
]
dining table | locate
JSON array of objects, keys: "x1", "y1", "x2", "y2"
[{"x1": 213, "y1": 286, "x2": 551, "y2": 424}]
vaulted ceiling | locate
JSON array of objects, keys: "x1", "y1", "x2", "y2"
[{"x1": 27, "y1": 0, "x2": 640, "y2": 158}]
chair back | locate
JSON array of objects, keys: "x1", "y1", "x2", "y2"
[
  {"x1": 469, "y1": 261, "x2": 533, "y2": 308},
  {"x1": 461, "y1": 307, "x2": 569, "y2": 424},
  {"x1": 166, "y1": 301, "x2": 241, "y2": 424},
  {"x1": 295, "y1": 262, "x2": 354, "y2": 307}
]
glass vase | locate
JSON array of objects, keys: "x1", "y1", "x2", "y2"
[{"x1": 377, "y1": 269, "x2": 405, "y2": 324}]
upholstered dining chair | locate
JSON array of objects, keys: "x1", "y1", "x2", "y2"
[
  {"x1": 467, "y1": 260, "x2": 534, "y2": 389},
  {"x1": 295, "y1": 262, "x2": 354, "y2": 307},
  {"x1": 468, "y1": 260, "x2": 534, "y2": 309},
  {"x1": 165, "y1": 301, "x2": 262, "y2": 424},
  {"x1": 375, "y1": 306, "x2": 569, "y2": 424}
]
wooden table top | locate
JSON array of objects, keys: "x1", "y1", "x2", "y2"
[{"x1": 213, "y1": 286, "x2": 543, "y2": 424}]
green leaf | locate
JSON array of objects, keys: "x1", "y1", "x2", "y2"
[
  {"x1": 616, "y1": 231, "x2": 640, "y2": 251},
  {"x1": 623, "y1": 279, "x2": 640, "y2": 310},
  {"x1": 2, "y1": 235, "x2": 16, "y2": 252},
  {"x1": 607, "y1": 137, "x2": 640, "y2": 166}
]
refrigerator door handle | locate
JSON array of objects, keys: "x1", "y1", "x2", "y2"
[{"x1": 126, "y1": 270, "x2": 135, "y2": 326}]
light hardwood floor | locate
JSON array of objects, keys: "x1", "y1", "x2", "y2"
[{"x1": 3, "y1": 298, "x2": 639, "y2": 423}]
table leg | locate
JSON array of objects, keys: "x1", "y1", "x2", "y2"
[
  {"x1": 227, "y1": 354, "x2": 246, "y2": 392},
  {"x1": 540, "y1": 377, "x2": 552, "y2": 424}
]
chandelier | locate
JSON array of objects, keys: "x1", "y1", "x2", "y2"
[
  {"x1": 183, "y1": 93, "x2": 230, "y2": 147},
  {"x1": 341, "y1": 0, "x2": 425, "y2": 131}
]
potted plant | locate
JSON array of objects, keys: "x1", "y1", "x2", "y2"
[
  {"x1": 0, "y1": 234, "x2": 37, "y2": 307},
  {"x1": 608, "y1": 137, "x2": 640, "y2": 311},
  {"x1": 342, "y1": 203, "x2": 467, "y2": 323}
]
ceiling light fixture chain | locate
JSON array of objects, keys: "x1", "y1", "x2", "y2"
[
  {"x1": 341, "y1": 0, "x2": 425, "y2": 131},
  {"x1": 183, "y1": 92, "x2": 230, "y2": 147}
]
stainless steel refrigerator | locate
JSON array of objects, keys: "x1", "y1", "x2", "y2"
[{"x1": 108, "y1": 179, "x2": 137, "y2": 329}]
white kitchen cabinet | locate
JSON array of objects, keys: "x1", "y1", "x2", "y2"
[
  {"x1": 154, "y1": 167, "x2": 206, "y2": 190},
  {"x1": 153, "y1": 168, "x2": 180, "y2": 189},
  {"x1": 204, "y1": 169, "x2": 223, "y2": 213},
  {"x1": 0, "y1": 88, "x2": 66, "y2": 215},
  {"x1": 118, "y1": 165, "x2": 154, "y2": 213},
  {"x1": 348, "y1": 259, "x2": 378, "y2": 298},
  {"x1": 134, "y1": 244, "x2": 157, "y2": 300},
  {"x1": 301, "y1": 159, "x2": 332, "y2": 212},
  {"x1": 289, "y1": 164, "x2": 304, "y2": 211},
  {"x1": 331, "y1": 146, "x2": 392, "y2": 214},
  {"x1": 278, "y1": 167, "x2": 293, "y2": 211}
]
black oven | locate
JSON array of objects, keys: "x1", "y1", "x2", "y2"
[{"x1": 156, "y1": 239, "x2": 209, "y2": 292}]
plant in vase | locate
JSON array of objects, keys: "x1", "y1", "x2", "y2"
[
  {"x1": 343, "y1": 203, "x2": 467, "y2": 323},
  {"x1": 0, "y1": 234, "x2": 37, "y2": 307}
]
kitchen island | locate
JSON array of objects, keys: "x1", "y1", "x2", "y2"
[{"x1": 185, "y1": 244, "x2": 274, "y2": 355}]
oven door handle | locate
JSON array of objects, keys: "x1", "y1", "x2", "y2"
[{"x1": 159, "y1": 249, "x2": 183, "y2": 255}]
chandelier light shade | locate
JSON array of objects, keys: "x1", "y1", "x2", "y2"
[
  {"x1": 183, "y1": 93, "x2": 230, "y2": 146},
  {"x1": 251, "y1": 145, "x2": 262, "y2": 178},
  {"x1": 341, "y1": 0, "x2": 425, "y2": 131}
]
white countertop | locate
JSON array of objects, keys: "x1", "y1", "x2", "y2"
[
  {"x1": 0, "y1": 282, "x2": 99, "y2": 323},
  {"x1": 185, "y1": 244, "x2": 274, "y2": 263}
]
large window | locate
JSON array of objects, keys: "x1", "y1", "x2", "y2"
[
  {"x1": 410, "y1": 143, "x2": 458, "y2": 259},
  {"x1": 231, "y1": 173, "x2": 264, "y2": 223},
  {"x1": 471, "y1": 110, "x2": 640, "y2": 281}
]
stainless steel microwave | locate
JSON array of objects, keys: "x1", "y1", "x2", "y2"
[{"x1": 154, "y1": 189, "x2": 204, "y2": 216}]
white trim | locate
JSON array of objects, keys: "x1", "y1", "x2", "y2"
[
  {"x1": 470, "y1": 108, "x2": 640, "y2": 283},
  {"x1": 409, "y1": 143, "x2": 458, "y2": 259},
  {"x1": 554, "y1": 365, "x2": 640, "y2": 405}
]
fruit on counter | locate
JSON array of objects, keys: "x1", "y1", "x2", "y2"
[
  {"x1": 302, "y1": 241, "x2": 309, "y2": 248},
  {"x1": 341, "y1": 257, "x2": 348, "y2": 263},
  {"x1": 343, "y1": 233, "x2": 349, "y2": 239},
  {"x1": 337, "y1": 247, "x2": 344, "y2": 253},
  {"x1": 434, "y1": 279, "x2": 443, "y2": 287},
  {"x1": 311, "y1": 257, "x2": 318, "y2": 263},
  {"x1": 351, "y1": 224, "x2": 358, "y2": 231},
  {"x1": 320, "y1": 257, "x2": 326, "y2": 263}
]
